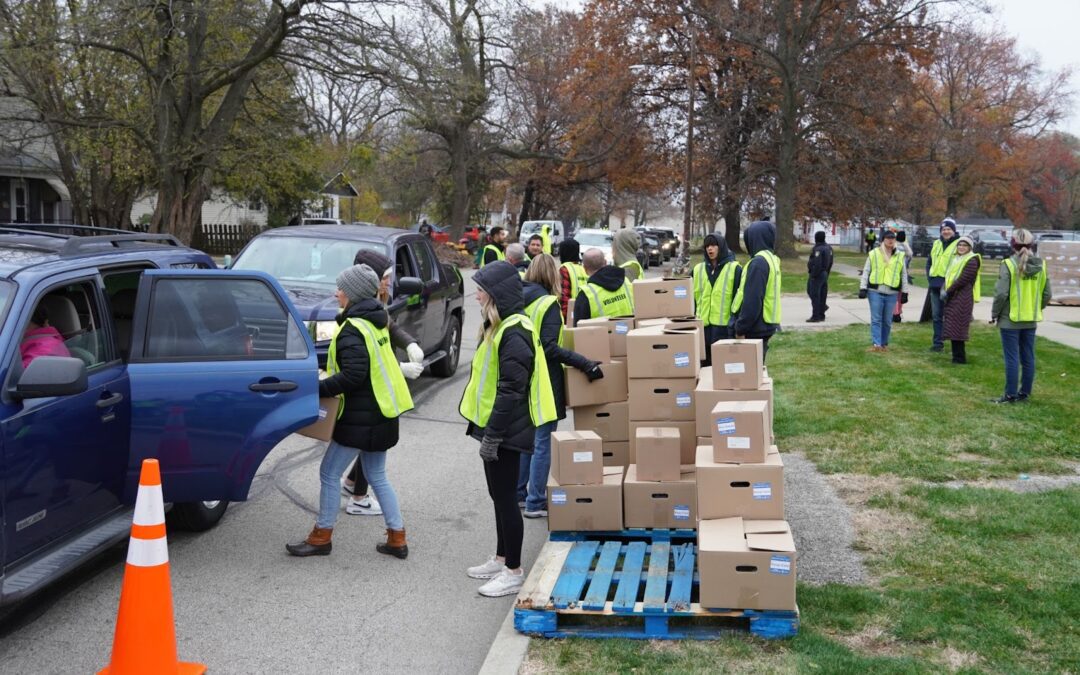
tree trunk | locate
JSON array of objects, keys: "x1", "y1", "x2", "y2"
[
  {"x1": 517, "y1": 179, "x2": 535, "y2": 239},
  {"x1": 447, "y1": 131, "x2": 470, "y2": 242},
  {"x1": 774, "y1": 90, "x2": 799, "y2": 258},
  {"x1": 722, "y1": 194, "x2": 742, "y2": 253},
  {"x1": 151, "y1": 167, "x2": 205, "y2": 245}
]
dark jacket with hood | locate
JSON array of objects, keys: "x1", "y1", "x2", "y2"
[
  {"x1": 558, "y1": 238, "x2": 581, "y2": 265},
  {"x1": 573, "y1": 265, "x2": 629, "y2": 326},
  {"x1": 319, "y1": 298, "x2": 400, "y2": 452},
  {"x1": 557, "y1": 238, "x2": 583, "y2": 316},
  {"x1": 523, "y1": 281, "x2": 594, "y2": 420},
  {"x1": 733, "y1": 221, "x2": 779, "y2": 339},
  {"x1": 466, "y1": 262, "x2": 537, "y2": 453},
  {"x1": 808, "y1": 236, "x2": 833, "y2": 278}
]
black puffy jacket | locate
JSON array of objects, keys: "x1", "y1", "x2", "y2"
[
  {"x1": 732, "y1": 221, "x2": 780, "y2": 339},
  {"x1": 319, "y1": 298, "x2": 401, "y2": 452},
  {"x1": 466, "y1": 262, "x2": 537, "y2": 453},
  {"x1": 523, "y1": 281, "x2": 593, "y2": 420}
]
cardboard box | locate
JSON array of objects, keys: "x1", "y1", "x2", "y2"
[
  {"x1": 695, "y1": 370, "x2": 774, "y2": 437},
  {"x1": 297, "y1": 397, "x2": 340, "y2": 441},
  {"x1": 565, "y1": 360, "x2": 628, "y2": 408},
  {"x1": 602, "y1": 441, "x2": 629, "y2": 467},
  {"x1": 636, "y1": 316, "x2": 705, "y2": 361},
  {"x1": 563, "y1": 326, "x2": 611, "y2": 363},
  {"x1": 698, "y1": 518, "x2": 797, "y2": 610},
  {"x1": 550, "y1": 431, "x2": 604, "y2": 485},
  {"x1": 626, "y1": 325, "x2": 700, "y2": 379},
  {"x1": 634, "y1": 427, "x2": 681, "y2": 482},
  {"x1": 628, "y1": 377, "x2": 696, "y2": 422},
  {"x1": 623, "y1": 464, "x2": 697, "y2": 529},
  {"x1": 573, "y1": 401, "x2": 629, "y2": 441},
  {"x1": 547, "y1": 466, "x2": 625, "y2": 531},
  {"x1": 565, "y1": 298, "x2": 575, "y2": 327},
  {"x1": 629, "y1": 420, "x2": 696, "y2": 464},
  {"x1": 578, "y1": 316, "x2": 635, "y2": 357},
  {"x1": 632, "y1": 277, "x2": 694, "y2": 319},
  {"x1": 711, "y1": 400, "x2": 769, "y2": 464},
  {"x1": 710, "y1": 340, "x2": 764, "y2": 390},
  {"x1": 696, "y1": 446, "x2": 784, "y2": 519}
]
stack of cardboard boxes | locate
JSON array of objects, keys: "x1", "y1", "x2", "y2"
[{"x1": 546, "y1": 430, "x2": 624, "y2": 531}]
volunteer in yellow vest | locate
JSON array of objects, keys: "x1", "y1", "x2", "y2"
[
  {"x1": 518, "y1": 254, "x2": 603, "y2": 519},
  {"x1": 925, "y1": 217, "x2": 959, "y2": 351},
  {"x1": 557, "y1": 238, "x2": 587, "y2": 317},
  {"x1": 526, "y1": 234, "x2": 545, "y2": 259},
  {"x1": 613, "y1": 228, "x2": 643, "y2": 282},
  {"x1": 460, "y1": 261, "x2": 557, "y2": 598},
  {"x1": 540, "y1": 224, "x2": 553, "y2": 254},
  {"x1": 732, "y1": 220, "x2": 782, "y2": 362},
  {"x1": 572, "y1": 247, "x2": 635, "y2": 325},
  {"x1": 940, "y1": 236, "x2": 981, "y2": 364},
  {"x1": 287, "y1": 264, "x2": 417, "y2": 560},
  {"x1": 481, "y1": 226, "x2": 508, "y2": 267},
  {"x1": 858, "y1": 229, "x2": 908, "y2": 352},
  {"x1": 693, "y1": 231, "x2": 743, "y2": 365},
  {"x1": 505, "y1": 242, "x2": 530, "y2": 278},
  {"x1": 990, "y1": 228, "x2": 1051, "y2": 403}
]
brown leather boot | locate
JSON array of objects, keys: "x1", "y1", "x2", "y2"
[
  {"x1": 376, "y1": 528, "x2": 408, "y2": 559},
  {"x1": 286, "y1": 526, "x2": 333, "y2": 556}
]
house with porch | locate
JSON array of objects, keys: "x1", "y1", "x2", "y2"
[{"x1": 0, "y1": 97, "x2": 72, "y2": 224}]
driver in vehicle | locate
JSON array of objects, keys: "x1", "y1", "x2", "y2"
[{"x1": 20, "y1": 304, "x2": 71, "y2": 367}]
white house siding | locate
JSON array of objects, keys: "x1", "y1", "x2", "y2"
[{"x1": 130, "y1": 191, "x2": 267, "y2": 227}]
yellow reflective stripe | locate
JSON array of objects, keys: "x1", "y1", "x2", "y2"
[
  {"x1": 354, "y1": 320, "x2": 402, "y2": 417},
  {"x1": 584, "y1": 284, "x2": 605, "y2": 317}
]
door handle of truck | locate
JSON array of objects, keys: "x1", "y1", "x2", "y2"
[
  {"x1": 249, "y1": 381, "x2": 298, "y2": 393},
  {"x1": 96, "y1": 392, "x2": 124, "y2": 408}
]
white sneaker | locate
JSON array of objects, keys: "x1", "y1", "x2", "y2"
[
  {"x1": 467, "y1": 556, "x2": 506, "y2": 579},
  {"x1": 340, "y1": 477, "x2": 354, "y2": 497},
  {"x1": 345, "y1": 494, "x2": 382, "y2": 516},
  {"x1": 478, "y1": 568, "x2": 525, "y2": 597}
]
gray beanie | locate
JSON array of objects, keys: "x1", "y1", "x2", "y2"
[{"x1": 336, "y1": 264, "x2": 380, "y2": 303}]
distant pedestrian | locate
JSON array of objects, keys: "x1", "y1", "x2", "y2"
[
  {"x1": 863, "y1": 228, "x2": 877, "y2": 253},
  {"x1": 613, "y1": 229, "x2": 643, "y2": 282},
  {"x1": 806, "y1": 230, "x2": 833, "y2": 322},
  {"x1": 925, "y1": 218, "x2": 960, "y2": 351},
  {"x1": 481, "y1": 227, "x2": 508, "y2": 267},
  {"x1": 892, "y1": 231, "x2": 913, "y2": 323},
  {"x1": 990, "y1": 229, "x2": 1051, "y2": 403},
  {"x1": 858, "y1": 230, "x2": 908, "y2": 352},
  {"x1": 941, "y1": 236, "x2": 981, "y2": 364},
  {"x1": 506, "y1": 242, "x2": 530, "y2": 277},
  {"x1": 557, "y1": 238, "x2": 587, "y2": 318},
  {"x1": 693, "y1": 231, "x2": 742, "y2": 364},
  {"x1": 731, "y1": 220, "x2": 782, "y2": 362}
]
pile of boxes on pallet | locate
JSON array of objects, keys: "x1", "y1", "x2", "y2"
[
  {"x1": 545, "y1": 277, "x2": 797, "y2": 612},
  {"x1": 1039, "y1": 240, "x2": 1080, "y2": 306}
]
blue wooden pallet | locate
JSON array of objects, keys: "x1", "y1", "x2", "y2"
[
  {"x1": 548, "y1": 527, "x2": 698, "y2": 543},
  {"x1": 515, "y1": 540, "x2": 798, "y2": 640}
]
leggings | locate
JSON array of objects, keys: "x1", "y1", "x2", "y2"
[
  {"x1": 346, "y1": 459, "x2": 368, "y2": 495},
  {"x1": 484, "y1": 448, "x2": 523, "y2": 570}
]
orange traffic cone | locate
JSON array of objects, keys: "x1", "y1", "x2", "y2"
[{"x1": 99, "y1": 459, "x2": 206, "y2": 675}]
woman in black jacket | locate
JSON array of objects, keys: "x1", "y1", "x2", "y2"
[{"x1": 518, "y1": 254, "x2": 602, "y2": 518}]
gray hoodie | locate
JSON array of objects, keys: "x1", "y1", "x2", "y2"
[{"x1": 992, "y1": 253, "x2": 1052, "y2": 329}]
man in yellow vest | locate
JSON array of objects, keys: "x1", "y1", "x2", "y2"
[
  {"x1": 506, "y1": 242, "x2": 530, "y2": 278},
  {"x1": 557, "y1": 238, "x2": 587, "y2": 317},
  {"x1": 924, "y1": 217, "x2": 959, "y2": 351},
  {"x1": 540, "y1": 224, "x2": 553, "y2": 255},
  {"x1": 990, "y1": 228, "x2": 1051, "y2": 403},
  {"x1": 481, "y1": 227, "x2": 508, "y2": 267},
  {"x1": 693, "y1": 232, "x2": 742, "y2": 365},
  {"x1": 573, "y1": 248, "x2": 635, "y2": 325},
  {"x1": 526, "y1": 234, "x2": 545, "y2": 259},
  {"x1": 732, "y1": 220, "x2": 782, "y2": 362}
]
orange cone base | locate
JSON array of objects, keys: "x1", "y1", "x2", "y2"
[{"x1": 100, "y1": 662, "x2": 205, "y2": 675}]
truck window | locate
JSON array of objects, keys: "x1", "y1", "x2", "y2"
[{"x1": 408, "y1": 240, "x2": 436, "y2": 282}]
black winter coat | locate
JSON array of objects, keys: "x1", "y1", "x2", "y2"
[
  {"x1": 732, "y1": 221, "x2": 780, "y2": 339},
  {"x1": 319, "y1": 298, "x2": 400, "y2": 452},
  {"x1": 808, "y1": 243, "x2": 833, "y2": 278},
  {"x1": 523, "y1": 281, "x2": 593, "y2": 420}
]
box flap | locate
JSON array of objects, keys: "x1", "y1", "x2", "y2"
[
  {"x1": 743, "y1": 519, "x2": 790, "y2": 534},
  {"x1": 627, "y1": 325, "x2": 666, "y2": 337},
  {"x1": 635, "y1": 426, "x2": 680, "y2": 440},
  {"x1": 765, "y1": 447, "x2": 783, "y2": 467},
  {"x1": 697, "y1": 367, "x2": 713, "y2": 390},
  {"x1": 602, "y1": 466, "x2": 625, "y2": 485},
  {"x1": 746, "y1": 532, "x2": 796, "y2": 552},
  {"x1": 711, "y1": 400, "x2": 768, "y2": 414},
  {"x1": 698, "y1": 517, "x2": 747, "y2": 552}
]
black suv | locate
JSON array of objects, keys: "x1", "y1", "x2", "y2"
[{"x1": 972, "y1": 230, "x2": 1011, "y2": 259}]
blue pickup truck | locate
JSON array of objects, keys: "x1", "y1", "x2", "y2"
[{"x1": 0, "y1": 225, "x2": 319, "y2": 608}]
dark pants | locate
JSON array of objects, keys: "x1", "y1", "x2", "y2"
[
  {"x1": 485, "y1": 449, "x2": 523, "y2": 570},
  {"x1": 807, "y1": 275, "x2": 829, "y2": 319},
  {"x1": 1000, "y1": 328, "x2": 1037, "y2": 397},
  {"x1": 702, "y1": 324, "x2": 731, "y2": 366},
  {"x1": 345, "y1": 459, "x2": 368, "y2": 495},
  {"x1": 929, "y1": 289, "x2": 944, "y2": 348},
  {"x1": 759, "y1": 335, "x2": 772, "y2": 364},
  {"x1": 951, "y1": 340, "x2": 967, "y2": 364}
]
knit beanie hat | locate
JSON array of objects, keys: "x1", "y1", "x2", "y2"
[
  {"x1": 337, "y1": 264, "x2": 380, "y2": 303},
  {"x1": 814, "y1": 231, "x2": 826, "y2": 244},
  {"x1": 882, "y1": 230, "x2": 896, "y2": 239},
  {"x1": 955, "y1": 236, "x2": 974, "y2": 249},
  {"x1": 941, "y1": 218, "x2": 956, "y2": 232},
  {"x1": 353, "y1": 249, "x2": 393, "y2": 279}
]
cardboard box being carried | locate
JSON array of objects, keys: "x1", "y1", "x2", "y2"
[
  {"x1": 547, "y1": 466, "x2": 625, "y2": 531},
  {"x1": 573, "y1": 401, "x2": 629, "y2": 441},
  {"x1": 623, "y1": 464, "x2": 697, "y2": 529},
  {"x1": 634, "y1": 427, "x2": 681, "y2": 482},
  {"x1": 698, "y1": 518, "x2": 797, "y2": 610},
  {"x1": 696, "y1": 446, "x2": 785, "y2": 520},
  {"x1": 630, "y1": 420, "x2": 697, "y2": 464},
  {"x1": 626, "y1": 325, "x2": 700, "y2": 379},
  {"x1": 628, "y1": 377, "x2": 696, "y2": 422},
  {"x1": 563, "y1": 326, "x2": 611, "y2": 363},
  {"x1": 711, "y1": 400, "x2": 770, "y2": 464},
  {"x1": 711, "y1": 340, "x2": 764, "y2": 390},
  {"x1": 550, "y1": 430, "x2": 604, "y2": 485},
  {"x1": 579, "y1": 316, "x2": 635, "y2": 357},
  {"x1": 632, "y1": 277, "x2": 694, "y2": 319},
  {"x1": 297, "y1": 397, "x2": 340, "y2": 442},
  {"x1": 695, "y1": 369, "x2": 774, "y2": 437},
  {"x1": 602, "y1": 441, "x2": 629, "y2": 467},
  {"x1": 636, "y1": 316, "x2": 705, "y2": 361},
  {"x1": 565, "y1": 360, "x2": 628, "y2": 408}
]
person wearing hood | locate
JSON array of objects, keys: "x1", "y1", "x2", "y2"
[
  {"x1": 941, "y1": 236, "x2": 981, "y2": 364},
  {"x1": 693, "y1": 232, "x2": 742, "y2": 365},
  {"x1": 573, "y1": 248, "x2": 635, "y2": 325},
  {"x1": 518, "y1": 254, "x2": 604, "y2": 518},
  {"x1": 925, "y1": 218, "x2": 960, "y2": 351},
  {"x1": 990, "y1": 228, "x2": 1051, "y2": 403},
  {"x1": 613, "y1": 228, "x2": 643, "y2": 282},
  {"x1": 460, "y1": 261, "x2": 557, "y2": 597},
  {"x1": 858, "y1": 230, "x2": 908, "y2": 352},
  {"x1": 806, "y1": 230, "x2": 833, "y2": 322},
  {"x1": 731, "y1": 221, "x2": 782, "y2": 360},
  {"x1": 287, "y1": 264, "x2": 415, "y2": 560},
  {"x1": 558, "y1": 238, "x2": 588, "y2": 317},
  {"x1": 506, "y1": 242, "x2": 530, "y2": 278}
]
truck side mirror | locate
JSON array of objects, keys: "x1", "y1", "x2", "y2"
[
  {"x1": 396, "y1": 276, "x2": 423, "y2": 297},
  {"x1": 15, "y1": 356, "x2": 88, "y2": 399}
]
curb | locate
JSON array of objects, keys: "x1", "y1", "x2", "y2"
[{"x1": 477, "y1": 604, "x2": 529, "y2": 675}]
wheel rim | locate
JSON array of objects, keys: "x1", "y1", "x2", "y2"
[
  {"x1": 202, "y1": 501, "x2": 221, "y2": 510},
  {"x1": 448, "y1": 322, "x2": 460, "y2": 369}
]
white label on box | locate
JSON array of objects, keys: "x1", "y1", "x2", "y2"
[
  {"x1": 673, "y1": 285, "x2": 688, "y2": 299},
  {"x1": 724, "y1": 362, "x2": 746, "y2": 374},
  {"x1": 715, "y1": 417, "x2": 736, "y2": 435},
  {"x1": 551, "y1": 489, "x2": 567, "y2": 505},
  {"x1": 770, "y1": 555, "x2": 792, "y2": 575},
  {"x1": 673, "y1": 505, "x2": 690, "y2": 521},
  {"x1": 727, "y1": 436, "x2": 750, "y2": 449},
  {"x1": 675, "y1": 392, "x2": 692, "y2": 408},
  {"x1": 674, "y1": 352, "x2": 690, "y2": 368},
  {"x1": 752, "y1": 482, "x2": 772, "y2": 500},
  {"x1": 317, "y1": 407, "x2": 328, "y2": 420},
  {"x1": 614, "y1": 321, "x2": 630, "y2": 334},
  {"x1": 572, "y1": 451, "x2": 594, "y2": 463}
]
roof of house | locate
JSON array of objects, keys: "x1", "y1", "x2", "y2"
[{"x1": 320, "y1": 173, "x2": 359, "y2": 198}]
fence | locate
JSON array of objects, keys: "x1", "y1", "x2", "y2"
[{"x1": 190, "y1": 222, "x2": 265, "y2": 255}]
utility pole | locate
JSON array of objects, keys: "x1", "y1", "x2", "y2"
[{"x1": 678, "y1": 24, "x2": 696, "y2": 275}]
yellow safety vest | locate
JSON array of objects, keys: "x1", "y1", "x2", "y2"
[
  {"x1": 693, "y1": 260, "x2": 740, "y2": 326},
  {"x1": 481, "y1": 245, "x2": 505, "y2": 267},
  {"x1": 620, "y1": 260, "x2": 644, "y2": 282},
  {"x1": 560, "y1": 261, "x2": 588, "y2": 302},
  {"x1": 1003, "y1": 258, "x2": 1047, "y2": 322},
  {"x1": 731, "y1": 251, "x2": 781, "y2": 324},
  {"x1": 929, "y1": 238, "x2": 959, "y2": 278},
  {"x1": 945, "y1": 252, "x2": 982, "y2": 302},
  {"x1": 459, "y1": 314, "x2": 557, "y2": 428},
  {"x1": 582, "y1": 279, "x2": 635, "y2": 319},
  {"x1": 868, "y1": 248, "x2": 905, "y2": 290},
  {"x1": 525, "y1": 294, "x2": 562, "y2": 348},
  {"x1": 541, "y1": 227, "x2": 552, "y2": 255},
  {"x1": 328, "y1": 317, "x2": 414, "y2": 419}
]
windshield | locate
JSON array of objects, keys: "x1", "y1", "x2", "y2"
[
  {"x1": 0, "y1": 280, "x2": 14, "y2": 331},
  {"x1": 980, "y1": 231, "x2": 1006, "y2": 241},
  {"x1": 576, "y1": 231, "x2": 612, "y2": 247},
  {"x1": 233, "y1": 236, "x2": 388, "y2": 289}
]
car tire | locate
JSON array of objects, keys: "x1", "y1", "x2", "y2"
[
  {"x1": 168, "y1": 500, "x2": 229, "y2": 532},
  {"x1": 430, "y1": 314, "x2": 461, "y2": 378}
]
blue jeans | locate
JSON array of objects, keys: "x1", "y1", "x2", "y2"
[
  {"x1": 868, "y1": 291, "x2": 895, "y2": 347},
  {"x1": 1000, "y1": 328, "x2": 1037, "y2": 397},
  {"x1": 317, "y1": 440, "x2": 403, "y2": 530},
  {"x1": 929, "y1": 287, "x2": 944, "y2": 348},
  {"x1": 518, "y1": 421, "x2": 557, "y2": 511}
]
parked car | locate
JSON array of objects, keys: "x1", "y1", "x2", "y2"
[
  {"x1": 574, "y1": 228, "x2": 615, "y2": 264},
  {"x1": 642, "y1": 234, "x2": 663, "y2": 266},
  {"x1": 972, "y1": 229, "x2": 1011, "y2": 259},
  {"x1": 1036, "y1": 231, "x2": 1080, "y2": 242},
  {"x1": 636, "y1": 227, "x2": 678, "y2": 260},
  {"x1": 911, "y1": 226, "x2": 934, "y2": 257},
  {"x1": 0, "y1": 224, "x2": 320, "y2": 608},
  {"x1": 519, "y1": 220, "x2": 565, "y2": 249},
  {"x1": 460, "y1": 225, "x2": 487, "y2": 253},
  {"x1": 232, "y1": 224, "x2": 464, "y2": 376},
  {"x1": 411, "y1": 222, "x2": 450, "y2": 244}
]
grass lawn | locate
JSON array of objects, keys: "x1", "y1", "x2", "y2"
[
  {"x1": 1065, "y1": 322, "x2": 1080, "y2": 329},
  {"x1": 525, "y1": 323, "x2": 1080, "y2": 673}
]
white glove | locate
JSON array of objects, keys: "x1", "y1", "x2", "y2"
[
  {"x1": 406, "y1": 343, "x2": 424, "y2": 364},
  {"x1": 399, "y1": 361, "x2": 424, "y2": 380}
]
